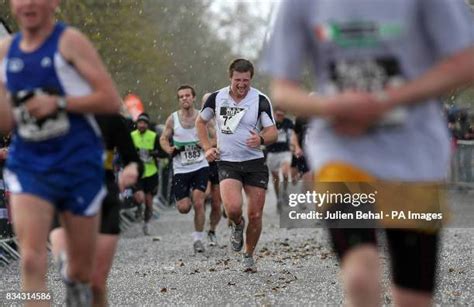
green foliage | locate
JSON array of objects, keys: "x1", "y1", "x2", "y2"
[
  {"x1": 0, "y1": 0, "x2": 247, "y2": 122},
  {"x1": 4, "y1": 0, "x2": 469, "y2": 119}
]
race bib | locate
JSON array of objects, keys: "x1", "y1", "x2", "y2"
[
  {"x1": 180, "y1": 143, "x2": 204, "y2": 165},
  {"x1": 328, "y1": 57, "x2": 407, "y2": 127},
  {"x1": 138, "y1": 148, "x2": 153, "y2": 163},
  {"x1": 277, "y1": 129, "x2": 288, "y2": 143},
  {"x1": 13, "y1": 106, "x2": 70, "y2": 142},
  {"x1": 219, "y1": 106, "x2": 246, "y2": 134},
  {"x1": 12, "y1": 89, "x2": 70, "y2": 142}
]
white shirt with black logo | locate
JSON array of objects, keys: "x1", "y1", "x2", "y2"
[{"x1": 200, "y1": 86, "x2": 275, "y2": 162}]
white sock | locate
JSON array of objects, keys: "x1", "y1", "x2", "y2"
[{"x1": 192, "y1": 231, "x2": 205, "y2": 242}]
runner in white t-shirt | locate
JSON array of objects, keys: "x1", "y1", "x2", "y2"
[{"x1": 196, "y1": 59, "x2": 277, "y2": 272}]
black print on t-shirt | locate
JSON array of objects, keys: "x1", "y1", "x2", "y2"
[{"x1": 329, "y1": 57, "x2": 402, "y2": 92}]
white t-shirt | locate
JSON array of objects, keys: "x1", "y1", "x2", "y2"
[
  {"x1": 200, "y1": 86, "x2": 275, "y2": 162},
  {"x1": 261, "y1": 0, "x2": 474, "y2": 181}
]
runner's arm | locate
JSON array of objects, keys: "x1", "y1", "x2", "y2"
[
  {"x1": 0, "y1": 37, "x2": 13, "y2": 133},
  {"x1": 207, "y1": 119, "x2": 217, "y2": 148},
  {"x1": 379, "y1": 46, "x2": 474, "y2": 108},
  {"x1": 159, "y1": 115, "x2": 175, "y2": 155},
  {"x1": 197, "y1": 94, "x2": 216, "y2": 151},
  {"x1": 112, "y1": 115, "x2": 144, "y2": 178},
  {"x1": 58, "y1": 28, "x2": 121, "y2": 114},
  {"x1": 291, "y1": 129, "x2": 303, "y2": 157},
  {"x1": 196, "y1": 115, "x2": 212, "y2": 151},
  {"x1": 258, "y1": 95, "x2": 278, "y2": 145},
  {"x1": 259, "y1": 125, "x2": 277, "y2": 145}
]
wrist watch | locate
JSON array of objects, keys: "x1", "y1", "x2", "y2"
[
  {"x1": 259, "y1": 135, "x2": 265, "y2": 145},
  {"x1": 57, "y1": 97, "x2": 67, "y2": 111}
]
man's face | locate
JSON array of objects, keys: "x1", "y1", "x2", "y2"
[
  {"x1": 275, "y1": 110, "x2": 285, "y2": 122},
  {"x1": 177, "y1": 88, "x2": 195, "y2": 110},
  {"x1": 137, "y1": 120, "x2": 148, "y2": 133},
  {"x1": 10, "y1": 0, "x2": 58, "y2": 31},
  {"x1": 230, "y1": 71, "x2": 251, "y2": 99}
]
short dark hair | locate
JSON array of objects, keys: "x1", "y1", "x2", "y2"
[
  {"x1": 177, "y1": 85, "x2": 196, "y2": 99},
  {"x1": 136, "y1": 112, "x2": 150, "y2": 124},
  {"x1": 228, "y1": 58, "x2": 254, "y2": 78}
]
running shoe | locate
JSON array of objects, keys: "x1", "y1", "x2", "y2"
[
  {"x1": 65, "y1": 281, "x2": 93, "y2": 307},
  {"x1": 230, "y1": 217, "x2": 245, "y2": 252},
  {"x1": 143, "y1": 222, "x2": 150, "y2": 236},
  {"x1": 193, "y1": 240, "x2": 205, "y2": 253},
  {"x1": 208, "y1": 230, "x2": 217, "y2": 246},
  {"x1": 242, "y1": 253, "x2": 257, "y2": 273}
]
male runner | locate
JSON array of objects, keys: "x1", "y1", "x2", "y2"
[
  {"x1": 50, "y1": 114, "x2": 143, "y2": 307},
  {"x1": 196, "y1": 59, "x2": 277, "y2": 272},
  {"x1": 131, "y1": 112, "x2": 160, "y2": 235},
  {"x1": 0, "y1": 0, "x2": 121, "y2": 304},
  {"x1": 262, "y1": 0, "x2": 474, "y2": 305},
  {"x1": 160, "y1": 85, "x2": 209, "y2": 253},
  {"x1": 290, "y1": 116, "x2": 310, "y2": 184},
  {"x1": 201, "y1": 92, "x2": 222, "y2": 244},
  {"x1": 265, "y1": 108, "x2": 294, "y2": 213}
]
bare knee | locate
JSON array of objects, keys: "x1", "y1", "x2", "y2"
[
  {"x1": 211, "y1": 200, "x2": 221, "y2": 213},
  {"x1": 225, "y1": 203, "x2": 242, "y2": 220},
  {"x1": 134, "y1": 192, "x2": 144, "y2": 204},
  {"x1": 344, "y1": 267, "x2": 376, "y2": 297},
  {"x1": 341, "y1": 246, "x2": 380, "y2": 301},
  {"x1": 248, "y1": 210, "x2": 262, "y2": 223},
  {"x1": 21, "y1": 249, "x2": 47, "y2": 276},
  {"x1": 193, "y1": 200, "x2": 204, "y2": 213},
  {"x1": 177, "y1": 201, "x2": 192, "y2": 214}
]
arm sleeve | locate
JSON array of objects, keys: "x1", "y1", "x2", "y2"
[
  {"x1": 113, "y1": 116, "x2": 144, "y2": 178},
  {"x1": 287, "y1": 119, "x2": 294, "y2": 130},
  {"x1": 419, "y1": 0, "x2": 474, "y2": 59},
  {"x1": 258, "y1": 94, "x2": 275, "y2": 127},
  {"x1": 293, "y1": 118, "x2": 302, "y2": 135},
  {"x1": 200, "y1": 92, "x2": 217, "y2": 121},
  {"x1": 259, "y1": 0, "x2": 311, "y2": 81}
]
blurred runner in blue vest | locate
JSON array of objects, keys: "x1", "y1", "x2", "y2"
[{"x1": 0, "y1": 0, "x2": 121, "y2": 304}]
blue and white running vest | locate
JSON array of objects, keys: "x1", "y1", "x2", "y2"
[{"x1": 1, "y1": 22, "x2": 103, "y2": 172}]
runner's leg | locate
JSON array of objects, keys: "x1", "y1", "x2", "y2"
[
  {"x1": 11, "y1": 194, "x2": 53, "y2": 294},
  {"x1": 242, "y1": 185, "x2": 265, "y2": 255},
  {"x1": 60, "y1": 211, "x2": 99, "y2": 283},
  {"x1": 209, "y1": 184, "x2": 221, "y2": 231},
  {"x1": 220, "y1": 179, "x2": 243, "y2": 225}
]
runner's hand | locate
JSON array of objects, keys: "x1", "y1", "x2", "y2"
[
  {"x1": 205, "y1": 148, "x2": 219, "y2": 162},
  {"x1": 118, "y1": 162, "x2": 139, "y2": 192},
  {"x1": 24, "y1": 95, "x2": 60, "y2": 119},
  {"x1": 324, "y1": 91, "x2": 393, "y2": 136},
  {"x1": 0, "y1": 148, "x2": 7, "y2": 160},
  {"x1": 246, "y1": 130, "x2": 261, "y2": 148},
  {"x1": 294, "y1": 146, "x2": 304, "y2": 158},
  {"x1": 168, "y1": 146, "x2": 177, "y2": 156}
]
